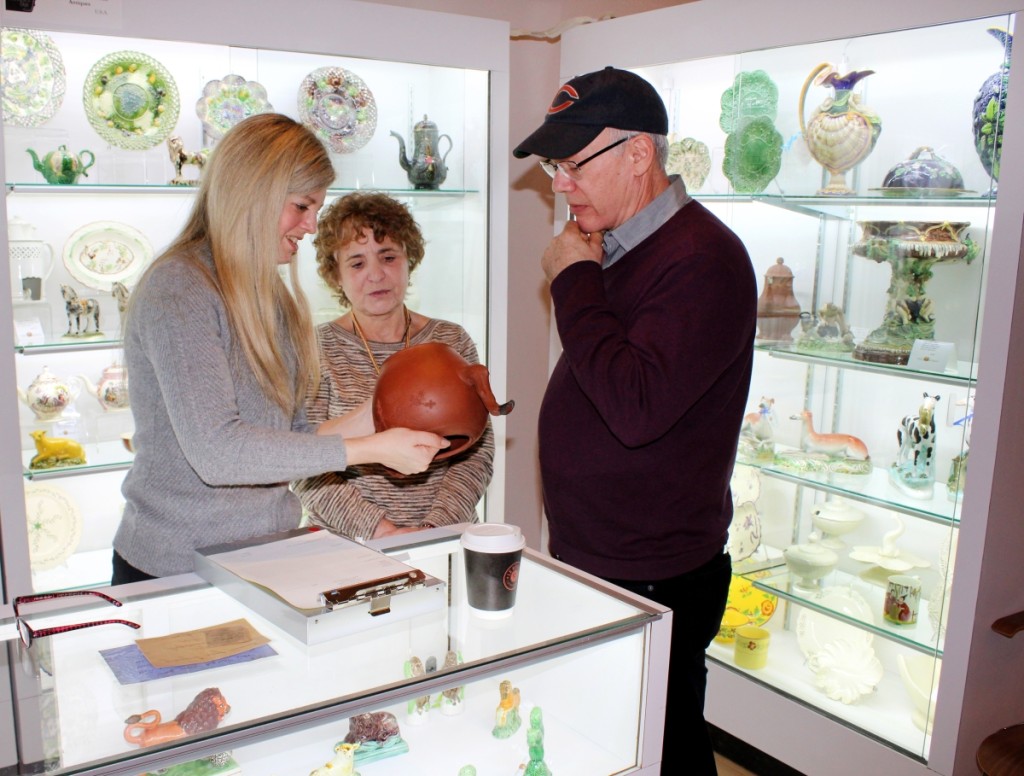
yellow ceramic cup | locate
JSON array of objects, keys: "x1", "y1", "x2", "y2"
[{"x1": 734, "y1": 625, "x2": 770, "y2": 670}]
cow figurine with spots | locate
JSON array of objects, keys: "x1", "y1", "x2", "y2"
[{"x1": 891, "y1": 392, "x2": 941, "y2": 498}]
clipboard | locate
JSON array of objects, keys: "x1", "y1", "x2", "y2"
[{"x1": 195, "y1": 529, "x2": 445, "y2": 645}]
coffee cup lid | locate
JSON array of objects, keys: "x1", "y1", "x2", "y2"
[{"x1": 461, "y1": 523, "x2": 525, "y2": 553}]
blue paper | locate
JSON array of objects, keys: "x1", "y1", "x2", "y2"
[{"x1": 100, "y1": 642, "x2": 276, "y2": 684}]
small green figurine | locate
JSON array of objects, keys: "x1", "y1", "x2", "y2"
[
  {"x1": 524, "y1": 707, "x2": 552, "y2": 776},
  {"x1": 491, "y1": 679, "x2": 521, "y2": 739}
]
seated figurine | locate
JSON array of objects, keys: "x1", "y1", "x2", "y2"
[
  {"x1": 492, "y1": 679, "x2": 522, "y2": 739},
  {"x1": 439, "y1": 650, "x2": 465, "y2": 715}
]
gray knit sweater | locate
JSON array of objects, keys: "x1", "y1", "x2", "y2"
[{"x1": 114, "y1": 250, "x2": 349, "y2": 576}]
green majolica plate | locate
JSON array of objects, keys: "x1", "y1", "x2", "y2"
[
  {"x1": 720, "y1": 69, "x2": 778, "y2": 134},
  {"x1": 723, "y1": 116, "x2": 783, "y2": 193}
]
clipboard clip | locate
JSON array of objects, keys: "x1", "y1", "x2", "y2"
[{"x1": 320, "y1": 569, "x2": 427, "y2": 616}]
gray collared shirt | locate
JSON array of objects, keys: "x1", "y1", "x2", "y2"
[{"x1": 602, "y1": 174, "x2": 692, "y2": 269}]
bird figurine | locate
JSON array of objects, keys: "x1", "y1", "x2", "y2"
[{"x1": 972, "y1": 28, "x2": 1013, "y2": 195}]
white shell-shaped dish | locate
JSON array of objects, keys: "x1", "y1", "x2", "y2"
[{"x1": 808, "y1": 638, "x2": 884, "y2": 704}]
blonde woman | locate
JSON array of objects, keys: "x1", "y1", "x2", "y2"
[
  {"x1": 113, "y1": 115, "x2": 447, "y2": 583},
  {"x1": 293, "y1": 192, "x2": 492, "y2": 540}
]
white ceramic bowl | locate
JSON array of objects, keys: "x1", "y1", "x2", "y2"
[{"x1": 897, "y1": 653, "x2": 941, "y2": 734}]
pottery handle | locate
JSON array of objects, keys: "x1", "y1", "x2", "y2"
[
  {"x1": 79, "y1": 150, "x2": 96, "y2": 175},
  {"x1": 798, "y1": 62, "x2": 833, "y2": 136},
  {"x1": 438, "y1": 134, "x2": 453, "y2": 162}
]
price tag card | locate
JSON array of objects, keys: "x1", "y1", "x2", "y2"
[{"x1": 907, "y1": 340, "x2": 956, "y2": 373}]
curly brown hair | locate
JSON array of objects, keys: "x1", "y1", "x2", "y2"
[{"x1": 314, "y1": 191, "x2": 425, "y2": 308}]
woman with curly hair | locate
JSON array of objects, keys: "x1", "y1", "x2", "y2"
[{"x1": 293, "y1": 191, "x2": 493, "y2": 540}]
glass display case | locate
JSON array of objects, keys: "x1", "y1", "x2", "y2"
[
  {"x1": 560, "y1": 2, "x2": 1024, "y2": 774},
  {"x1": 0, "y1": 0, "x2": 509, "y2": 597},
  {"x1": 2, "y1": 529, "x2": 670, "y2": 775}
]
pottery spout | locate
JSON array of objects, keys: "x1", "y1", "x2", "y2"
[
  {"x1": 389, "y1": 131, "x2": 412, "y2": 172},
  {"x1": 462, "y1": 363, "x2": 515, "y2": 417}
]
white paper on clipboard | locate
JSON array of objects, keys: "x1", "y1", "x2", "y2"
[{"x1": 209, "y1": 530, "x2": 422, "y2": 610}]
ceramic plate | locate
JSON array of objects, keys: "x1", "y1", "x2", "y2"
[
  {"x1": 24, "y1": 482, "x2": 82, "y2": 570},
  {"x1": 298, "y1": 66, "x2": 377, "y2": 153},
  {"x1": 719, "y1": 70, "x2": 778, "y2": 134},
  {"x1": 667, "y1": 137, "x2": 711, "y2": 192},
  {"x1": 83, "y1": 50, "x2": 180, "y2": 150},
  {"x1": 727, "y1": 501, "x2": 761, "y2": 561},
  {"x1": 196, "y1": 73, "x2": 273, "y2": 142},
  {"x1": 723, "y1": 116, "x2": 783, "y2": 193},
  {"x1": 1, "y1": 27, "x2": 66, "y2": 127},
  {"x1": 63, "y1": 221, "x2": 153, "y2": 290},
  {"x1": 796, "y1": 585, "x2": 874, "y2": 658},
  {"x1": 726, "y1": 572, "x2": 777, "y2": 626}
]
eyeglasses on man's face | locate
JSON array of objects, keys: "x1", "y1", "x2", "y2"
[
  {"x1": 539, "y1": 135, "x2": 634, "y2": 180},
  {"x1": 13, "y1": 590, "x2": 140, "y2": 648}
]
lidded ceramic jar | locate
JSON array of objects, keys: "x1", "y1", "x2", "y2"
[
  {"x1": 784, "y1": 533, "x2": 839, "y2": 589},
  {"x1": 373, "y1": 342, "x2": 514, "y2": 460},
  {"x1": 811, "y1": 499, "x2": 866, "y2": 549},
  {"x1": 756, "y1": 257, "x2": 802, "y2": 343}
]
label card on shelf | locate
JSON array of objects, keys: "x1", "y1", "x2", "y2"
[
  {"x1": 908, "y1": 340, "x2": 956, "y2": 373},
  {"x1": 14, "y1": 318, "x2": 45, "y2": 347}
]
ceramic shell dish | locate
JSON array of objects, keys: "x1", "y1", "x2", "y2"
[
  {"x1": 808, "y1": 638, "x2": 884, "y2": 704},
  {"x1": 83, "y1": 50, "x2": 180, "y2": 150},
  {"x1": 1, "y1": 27, "x2": 66, "y2": 127},
  {"x1": 196, "y1": 74, "x2": 273, "y2": 142},
  {"x1": 298, "y1": 66, "x2": 377, "y2": 153}
]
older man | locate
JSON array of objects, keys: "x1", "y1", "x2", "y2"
[{"x1": 514, "y1": 66, "x2": 757, "y2": 774}]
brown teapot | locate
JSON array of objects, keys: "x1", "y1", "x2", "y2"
[{"x1": 372, "y1": 342, "x2": 514, "y2": 460}]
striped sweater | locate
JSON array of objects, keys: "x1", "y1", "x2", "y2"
[{"x1": 293, "y1": 318, "x2": 493, "y2": 540}]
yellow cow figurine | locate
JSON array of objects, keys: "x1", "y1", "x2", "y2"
[{"x1": 29, "y1": 429, "x2": 86, "y2": 469}]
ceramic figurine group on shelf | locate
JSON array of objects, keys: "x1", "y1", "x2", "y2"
[
  {"x1": 403, "y1": 651, "x2": 465, "y2": 725},
  {"x1": 303, "y1": 676, "x2": 552, "y2": 774}
]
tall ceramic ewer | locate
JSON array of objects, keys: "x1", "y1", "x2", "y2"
[
  {"x1": 7, "y1": 216, "x2": 54, "y2": 302},
  {"x1": 390, "y1": 115, "x2": 453, "y2": 190},
  {"x1": 799, "y1": 64, "x2": 882, "y2": 195},
  {"x1": 972, "y1": 28, "x2": 1013, "y2": 197}
]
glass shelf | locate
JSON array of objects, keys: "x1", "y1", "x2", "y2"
[
  {"x1": 6, "y1": 182, "x2": 481, "y2": 196},
  {"x1": 695, "y1": 191, "x2": 995, "y2": 221},
  {"x1": 22, "y1": 438, "x2": 133, "y2": 480},
  {"x1": 748, "y1": 565, "x2": 944, "y2": 657},
  {"x1": 755, "y1": 344, "x2": 978, "y2": 388},
  {"x1": 15, "y1": 336, "x2": 123, "y2": 355},
  {"x1": 740, "y1": 453, "x2": 961, "y2": 526}
]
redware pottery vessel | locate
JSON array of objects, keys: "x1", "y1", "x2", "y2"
[{"x1": 372, "y1": 342, "x2": 514, "y2": 460}]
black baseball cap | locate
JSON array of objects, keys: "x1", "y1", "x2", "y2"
[{"x1": 513, "y1": 66, "x2": 668, "y2": 160}]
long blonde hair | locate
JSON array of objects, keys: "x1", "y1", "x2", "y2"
[{"x1": 137, "y1": 113, "x2": 335, "y2": 412}]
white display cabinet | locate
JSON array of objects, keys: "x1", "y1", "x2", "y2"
[
  {"x1": 1, "y1": 530, "x2": 670, "y2": 775},
  {"x1": 560, "y1": 1, "x2": 1024, "y2": 774},
  {"x1": 0, "y1": 0, "x2": 510, "y2": 597}
]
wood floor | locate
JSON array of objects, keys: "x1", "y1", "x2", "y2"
[{"x1": 715, "y1": 752, "x2": 758, "y2": 775}]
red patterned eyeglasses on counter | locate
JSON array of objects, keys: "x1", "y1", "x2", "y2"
[{"x1": 13, "y1": 590, "x2": 141, "y2": 648}]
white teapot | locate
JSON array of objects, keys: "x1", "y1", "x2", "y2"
[
  {"x1": 79, "y1": 364, "x2": 129, "y2": 412},
  {"x1": 18, "y1": 366, "x2": 79, "y2": 422}
]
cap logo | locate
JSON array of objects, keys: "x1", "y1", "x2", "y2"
[{"x1": 547, "y1": 83, "x2": 579, "y2": 115}]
